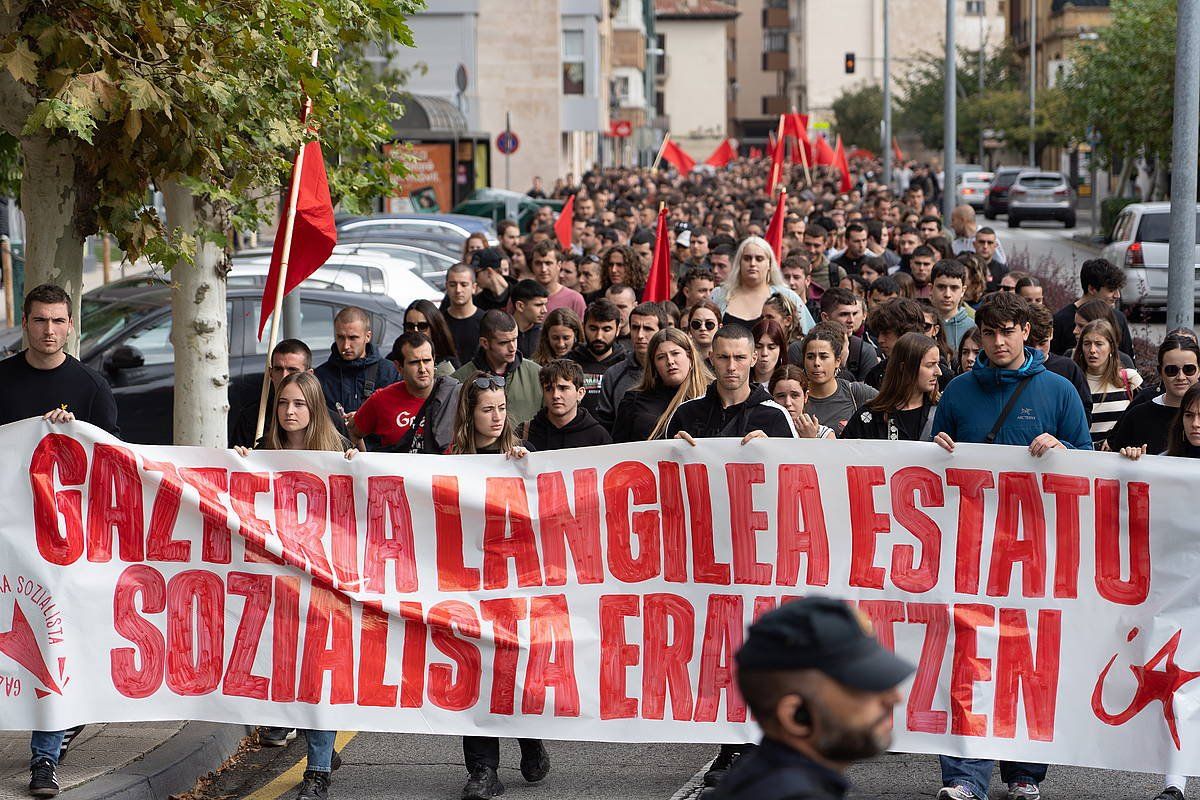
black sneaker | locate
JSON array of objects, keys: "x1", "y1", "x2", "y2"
[
  {"x1": 259, "y1": 727, "x2": 297, "y2": 747},
  {"x1": 519, "y1": 741, "x2": 550, "y2": 783},
  {"x1": 331, "y1": 749, "x2": 342, "y2": 771},
  {"x1": 58, "y1": 726, "x2": 86, "y2": 762},
  {"x1": 702, "y1": 744, "x2": 742, "y2": 787},
  {"x1": 462, "y1": 765, "x2": 504, "y2": 800},
  {"x1": 1156, "y1": 789, "x2": 1186, "y2": 800},
  {"x1": 296, "y1": 770, "x2": 330, "y2": 800},
  {"x1": 28, "y1": 757, "x2": 60, "y2": 798}
]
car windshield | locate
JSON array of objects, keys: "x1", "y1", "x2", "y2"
[
  {"x1": 994, "y1": 171, "x2": 1022, "y2": 187},
  {"x1": 1017, "y1": 175, "x2": 1063, "y2": 189},
  {"x1": 1136, "y1": 212, "x2": 1200, "y2": 244},
  {"x1": 80, "y1": 300, "x2": 158, "y2": 352},
  {"x1": 963, "y1": 172, "x2": 993, "y2": 183}
]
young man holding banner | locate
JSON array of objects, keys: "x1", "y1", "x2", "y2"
[{"x1": 931, "y1": 291, "x2": 1092, "y2": 800}]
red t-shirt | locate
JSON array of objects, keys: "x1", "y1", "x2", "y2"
[{"x1": 353, "y1": 381, "x2": 426, "y2": 446}]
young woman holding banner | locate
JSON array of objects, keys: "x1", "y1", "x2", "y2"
[
  {"x1": 233, "y1": 371, "x2": 354, "y2": 800},
  {"x1": 840, "y1": 333, "x2": 941, "y2": 442},
  {"x1": 446, "y1": 372, "x2": 546, "y2": 800},
  {"x1": 612, "y1": 327, "x2": 712, "y2": 442}
]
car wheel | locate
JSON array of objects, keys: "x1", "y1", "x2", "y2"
[
  {"x1": 1064, "y1": 213, "x2": 1077, "y2": 229},
  {"x1": 984, "y1": 208, "x2": 997, "y2": 220},
  {"x1": 1008, "y1": 215, "x2": 1021, "y2": 228}
]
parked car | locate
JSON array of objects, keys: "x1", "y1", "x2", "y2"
[
  {"x1": 334, "y1": 227, "x2": 464, "y2": 259},
  {"x1": 956, "y1": 171, "x2": 994, "y2": 210},
  {"x1": 336, "y1": 213, "x2": 497, "y2": 244},
  {"x1": 1007, "y1": 171, "x2": 1076, "y2": 228},
  {"x1": 3, "y1": 286, "x2": 406, "y2": 445},
  {"x1": 452, "y1": 188, "x2": 564, "y2": 232},
  {"x1": 236, "y1": 240, "x2": 456, "y2": 291},
  {"x1": 232, "y1": 250, "x2": 442, "y2": 308},
  {"x1": 982, "y1": 166, "x2": 1036, "y2": 219},
  {"x1": 1100, "y1": 202, "x2": 1200, "y2": 309}
]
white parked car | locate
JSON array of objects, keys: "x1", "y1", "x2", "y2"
[
  {"x1": 231, "y1": 252, "x2": 442, "y2": 311},
  {"x1": 956, "y1": 171, "x2": 994, "y2": 209},
  {"x1": 1100, "y1": 202, "x2": 1200, "y2": 308}
]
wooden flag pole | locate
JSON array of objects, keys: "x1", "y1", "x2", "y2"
[
  {"x1": 792, "y1": 106, "x2": 813, "y2": 187},
  {"x1": 254, "y1": 49, "x2": 320, "y2": 444},
  {"x1": 651, "y1": 133, "x2": 670, "y2": 172},
  {"x1": 769, "y1": 114, "x2": 786, "y2": 195}
]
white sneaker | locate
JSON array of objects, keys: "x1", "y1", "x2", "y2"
[
  {"x1": 938, "y1": 787, "x2": 980, "y2": 800},
  {"x1": 1008, "y1": 782, "x2": 1042, "y2": 800}
]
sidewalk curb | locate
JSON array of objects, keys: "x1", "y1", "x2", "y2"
[{"x1": 60, "y1": 724, "x2": 252, "y2": 800}]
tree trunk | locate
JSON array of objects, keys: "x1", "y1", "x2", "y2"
[
  {"x1": 1153, "y1": 153, "x2": 1170, "y2": 201},
  {"x1": 20, "y1": 136, "x2": 84, "y2": 353},
  {"x1": 163, "y1": 180, "x2": 229, "y2": 447},
  {"x1": 1115, "y1": 153, "x2": 1135, "y2": 198}
]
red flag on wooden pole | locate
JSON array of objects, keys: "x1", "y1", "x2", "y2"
[
  {"x1": 644, "y1": 205, "x2": 673, "y2": 302},
  {"x1": 814, "y1": 135, "x2": 836, "y2": 167},
  {"x1": 766, "y1": 115, "x2": 787, "y2": 196},
  {"x1": 892, "y1": 136, "x2": 906, "y2": 163},
  {"x1": 554, "y1": 193, "x2": 576, "y2": 250},
  {"x1": 660, "y1": 139, "x2": 696, "y2": 173},
  {"x1": 765, "y1": 188, "x2": 787, "y2": 262},
  {"x1": 834, "y1": 135, "x2": 853, "y2": 194}
]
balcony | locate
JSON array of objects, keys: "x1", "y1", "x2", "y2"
[
  {"x1": 762, "y1": 51, "x2": 789, "y2": 72},
  {"x1": 762, "y1": 95, "x2": 789, "y2": 116},
  {"x1": 762, "y1": 7, "x2": 789, "y2": 28},
  {"x1": 613, "y1": 28, "x2": 647, "y2": 70}
]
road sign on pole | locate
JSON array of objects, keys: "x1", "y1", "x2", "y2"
[{"x1": 496, "y1": 131, "x2": 519, "y2": 155}]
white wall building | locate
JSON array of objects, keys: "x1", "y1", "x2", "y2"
[{"x1": 655, "y1": 0, "x2": 738, "y2": 159}]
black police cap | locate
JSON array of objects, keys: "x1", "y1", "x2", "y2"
[{"x1": 736, "y1": 596, "x2": 914, "y2": 692}]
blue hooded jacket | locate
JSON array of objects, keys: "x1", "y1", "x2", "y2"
[
  {"x1": 932, "y1": 347, "x2": 1093, "y2": 449},
  {"x1": 314, "y1": 342, "x2": 400, "y2": 413}
]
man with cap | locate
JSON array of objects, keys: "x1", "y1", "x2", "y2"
[{"x1": 709, "y1": 596, "x2": 913, "y2": 800}]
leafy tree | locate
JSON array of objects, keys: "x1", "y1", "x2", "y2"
[
  {"x1": 0, "y1": 0, "x2": 422, "y2": 443},
  {"x1": 832, "y1": 83, "x2": 883, "y2": 152},
  {"x1": 1062, "y1": 0, "x2": 1174, "y2": 192}
]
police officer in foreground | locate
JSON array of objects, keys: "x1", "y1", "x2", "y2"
[{"x1": 709, "y1": 597, "x2": 914, "y2": 800}]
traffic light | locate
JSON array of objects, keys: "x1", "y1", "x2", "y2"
[{"x1": 844, "y1": 52, "x2": 856, "y2": 74}]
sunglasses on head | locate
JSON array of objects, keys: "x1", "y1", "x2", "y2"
[
  {"x1": 472, "y1": 375, "x2": 507, "y2": 390},
  {"x1": 404, "y1": 321, "x2": 431, "y2": 332},
  {"x1": 1164, "y1": 364, "x2": 1199, "y2": 378},
  {"x1": 690, "y1": 319, "x2": 718, "y2": 332},
  {"x1": 999, "y1": 285, "x2": 1016, "y2": 292}
]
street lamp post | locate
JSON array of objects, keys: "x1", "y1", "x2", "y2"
[
  {"x1": 1029, "y1": 0, "x2": 1037, "y2": 167},
  {"x1": 883, "y1": 0, "x2": 893, "y2": 189},
  {"x1": 943, "y1": 0, "x2": 956, "y2": 221},
  {"x1": 1167, "y1": 0, "x2": 1200, "y2": 330}
]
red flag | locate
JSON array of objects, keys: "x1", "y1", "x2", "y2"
[
  {"x1": 814, "y1": 135, "x2": 836, "y2": 167},
  {"x1": 554, "y1": 193, "x2": 576, "y2": 250},
  {"x1": 660, "y1": 139, "x2": 696, "y2": 173},
  {"x1": 784, "y1": 113, "x2": 809, "y2": 140},
  {"x1": 644, "y1": 207, "x2": 673, "y2": 303},
  {"x1": 892, "y1": 136, "x2": 905, "y2": 163},
  {"x1": 258, "y1": 141, "x2": 337, "y2": 339},
  {"x1": 834, "y1": 135, "x2": 853, "y2": 194},
  {"x1": 765, "y1": 188, "x2": 787, "y2": 262},
  {"x1": 704, "y1": 138, "x2": 736, "y2": 168}
]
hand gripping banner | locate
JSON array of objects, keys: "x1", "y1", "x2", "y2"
[{"x1": 0, "y1": 418, "x2": 1196, "y2": 775}]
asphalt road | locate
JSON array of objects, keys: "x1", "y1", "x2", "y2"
[{"x1": 182, "y1": 214, "x2": 1180, "y2": 800}]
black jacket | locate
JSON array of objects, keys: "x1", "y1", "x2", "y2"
[
  {"x1": 567, "y1": 345, "x2": 626, "y2": 412},
  {"x1": 314, "y1": 342, "x2": 400, "y2": 413},
  {"x1": 1043, "y1": 352, "x2": 1094, "y2": 423},
  {"x1": 709, "y1": 738, "x2": 849, "y2": 800},
  {"x1": 594, "y1": 352, "x2": 643, "y2": 430},
  {"x1": 1050, "y1": 300, "x2": 1135, "y2": 361},
  {"x1": 612, "y1": 385, "x2": 675, "y2": 443},
  {"x1": 229, "y1": 384, "x2": 349, "y2": 449},
  {"x1": 524, "y1": 407, "x2": 612, "y2": 451},
  {"x1": 666, "y1": 383, "x2": 796, "y2": 439}
]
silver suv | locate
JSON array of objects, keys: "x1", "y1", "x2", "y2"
[{"x1": 1007, "y1": 171, "x2": 1076, "y2": 229}]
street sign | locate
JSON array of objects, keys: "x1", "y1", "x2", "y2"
[
  {"x1": 455, "y1": 64, "x2": 468, "y2": 93},
  {"x1": 609, "y1": 120, "x2": 632, "y2": 138},
  {"x1": 496, "y1": 131, "x2": 519, "y2": 155}
]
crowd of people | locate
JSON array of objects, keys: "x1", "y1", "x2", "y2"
[{"x1": 3, "y1": 154, "x2": 1198, "y2": 800}]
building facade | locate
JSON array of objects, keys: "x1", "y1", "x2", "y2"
[{"x1": 654, "y1": 0, "x2": 738, "y2": 160}]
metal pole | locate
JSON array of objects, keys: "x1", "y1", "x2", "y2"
[
  {"x1": 943, "y1": 0, "x2": 956, "y2": 221},
  {"x1": 1029, "y1": 0, "x2": 1037, "y2": 167},
  {"x1": 978, "y1": 8, "x2": 986, "y2": 167},
  {"x1": 1167, "y1": 0, "x2": 1200, "y2": 331},
  {"x1": 883, "y1": 0, "x2": 893, "y2": 189},
  {"x1": 1, "y1": 237, "x2": 12, "y2": 328},
  {"x1": 282, "y1": 292, "x2": 301, "y2": 340},
  {"x1": 504, "y1": 110, "x2": 511, "y2": 191}
]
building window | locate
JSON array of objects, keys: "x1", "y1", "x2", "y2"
[
  {"x1": 763, "y1": 29, "x2": 787, "y2": 52},
  {"x1": 965, "y1": 0, "x2": 985, "y2": 15},
  {"x1": 764, "y1": 0, "x2": 788, "y2": 7},
  {"x1": 563, "y1": 30, "x2": 585, "y2": 95},
  {"x1": 613, "y1": 75, "x2": 631, "y2": 105}
]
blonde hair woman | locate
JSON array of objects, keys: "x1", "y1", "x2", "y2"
[
  {"x1": 710, "y1": 235, "x2": 805, "y2": 330},
  {"x1": 612, "y1": 327, "x2": 713, "y2": 442}
]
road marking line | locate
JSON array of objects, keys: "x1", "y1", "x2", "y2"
[
  {"x1": 668, "y1": 762, "x2": 712, "y2": 800},
  {"x1": 243, "y1": 731, "x2": 357, "y2": 800}
]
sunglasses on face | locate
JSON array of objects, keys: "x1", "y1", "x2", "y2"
[
  {"x1": 690, "y1": 319, "x2": 718, "y2": 332},
  {"x1": 472, "y1": 375, "x2": 507, "y2": 390},
  {"x1": 1163, "y1": 364, "x2": 1199, "y2": 378},
  {"x1": 404, "y1": 321, "x2": 431, "y2": 332}
]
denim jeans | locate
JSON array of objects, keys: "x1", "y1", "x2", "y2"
[
  {"x1": 303, "y1": 730, "x2": 336, "y2": 773},
  {"x1": 30, "y1": 730, "x2": 66, "y2": 765},
  {"x1": 939, "y1": 756, "x2": 1047, "y2": 797}
]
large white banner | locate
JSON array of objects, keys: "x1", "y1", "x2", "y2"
[{"x1": 0, "y1": 418, "x2": 1195, "y2": 774}]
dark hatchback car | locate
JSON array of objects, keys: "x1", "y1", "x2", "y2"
[
  {"x1": 2, "y1": 284, "x2": 405, "y2": 445},
  {"x1": 982, "y1": 166, "x2": 1036, "y2": 219}
]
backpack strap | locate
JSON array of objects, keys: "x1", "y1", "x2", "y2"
[
  {"x1": 363, "y1": 361, "x2": 380, "y2": 398},
  {"x1": 986, "y1": 376, "x2": 1033, "y2": 444}
]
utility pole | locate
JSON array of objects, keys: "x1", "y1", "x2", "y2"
[
  {"x1": 1167, "y1": 0, "x2": 1200, "y2": 330},
  {"x1": 1029, "y1": 0, "x2": 1037, "y2": 167},
  {"x1": 978, "y1": 6, "x2": 986, "y2": 167},
  {"x1": 883, "y1": 0, "x2": 893, "y2": 189},
  {"x1": 943, "y1": 0, "x2": 956, "y2": 220}
]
